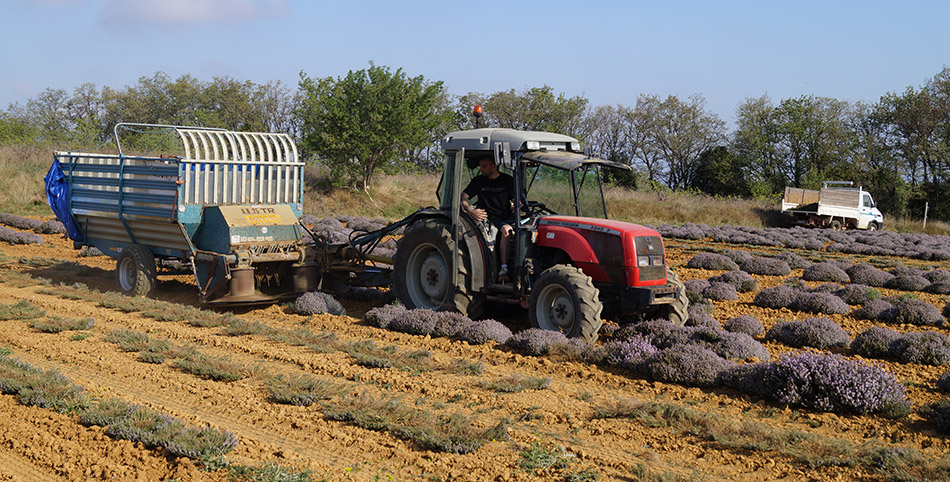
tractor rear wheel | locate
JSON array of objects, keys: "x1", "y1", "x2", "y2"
[
  {"x1": 393, "y1": 219, "x2": 483, "y2": 317},
  {"x1": 116, "y1": 244, "x2": 157, "y2": 297},
  {"x1": 529, "y1": 265, "x2": 603, "y2": 342},
  {"x1": 657, "y1": 268, "x2": 689, "y2": 326}
]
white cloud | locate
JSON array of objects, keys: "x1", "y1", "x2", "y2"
[{"x1": 100, "y1": 0, "x2": 288, "y2": 27}]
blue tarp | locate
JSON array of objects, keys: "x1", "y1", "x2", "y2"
[{"x1": 44, "y1": 159, "x2": 83, "y2": 242}]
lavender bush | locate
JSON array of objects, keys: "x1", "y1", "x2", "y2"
[
  {"x1": 753, "y1": 285, "x2": 799, "y2": 309},
  {"x1": 847, "y1": 264, "x2": 895, "y2": 287},
  {"x1": 708, "y1": 270, "x2": 758, "y2": 292},
  {"x1": 688, "y1": 327, "x2": 770, "y2": 361},
  {"x1": 920, "y1": 400, "x2": 950, "y2": 434},
  {"x1": 0, "y1": 226, "x2": 44, "y2": 245},
  {"x1": 457, "y1": 319, "x2": 512, "y2": 344},
  {"x1": 293, "y1": 291, "x2": 346, "y2": 316},
  {"x1": 851, "y1": 326, "x2": 902, "y2": 359},
  {"x1": 365, "y1": 304, "x2": 408, "y2": 329},
  {"x1": 926, "y1": 281, "x2": 950, "y2": 295},
  {"x1": 685, "y1": 305, "x2": 720, "y2": 329},
  {"x1": 886, "y1": 299, "x2": 945, "y2": 326},
  {"x1": 617, "y1": 319, "x2": 691, "y2": 349},
  {"x1": 937, "y1": 371, "x2": 950, "y2": 393},
  {"x1": 802, "y1": 262, "x2": 851, "y2": 283},
  {"x1": 926, "y1": 269, "x2": 950, "y2": 283},
  {"x1": 683, "y1": 279, "x2": 711, "y2": 303},
  {"x1": 853, "y1": 299, "x2": 895, "y2": 320},
  {"x1": 740, "y1": 257, "x2": 792, "y2": 276},
  {"x1": 506, "y1": 329, "x2": 569, "y2": 356},
  {"x1": 834, "y1": 284, "x2": 879, "y2": 305},
  {"x1": 686, "y1": 252, "x2": 738, "y2": 271},
  {"x1": 598, "y1": 336, "x2": 658, "y2": 370},
  {"x1": 0, "y1": 212, "x2": 42, "y2": 231},
  {"x1": 886, "y1": 275, "x2": 931, "y2": 292},
  {"x1": 759, "y1": 352, "x2": 910, "y2": 416},
  {"x1": 890, "y1": 331, "x2": 950, "y2": 365},
  {"x1": 702, "y1": 282, "x2": 738, "y2": 301},
  {"x1": 773, "y1": 252, "x2": 812, "y2": 270},
  {"x1": 809, "y1": 283, "x2": 843, "y2": 294},
  {"x1": 388, "y1": 308, "x2": 441, "y2": 335},
  {"x1": 644, "y1": 345, "x2": 736, "y2": 387},
  {"x1": 765, "y1": 317, "x2": 851, "y2": 349},
  {"x1": 791, "y1": 292, "x2": 850, "y2": 315},
  {"x1": 724, "y1": 315, "x2": 764, "y2": 337}
]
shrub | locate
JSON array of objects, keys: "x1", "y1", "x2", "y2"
[
  {"x1": 689, "y1": 327, "x2": 770, "y2": 361},
  {"x1": 809, "y1": 282, "x2": 843, "y2": 294},
  {"x1": 686, "y1": 252, "x2": 738, "y2": 271},
  {"x1": 740, "y1": 256, "x2": 792, "y2": 276},
  {"x1": 0, "y1": 226, "x2": 44, "y2": 245},
  {"x1": 722, "y1": 249, "x2": 752, "y2": 265},
  {"x1": 293, "y1": 291, "x2": 346, "y2": 316},
  {"x1": 645, "y1": 345, "x2": 735, "y2": 387},
  {"x1": 37, "y1": 220, "x2": 65, "y2": 235},
  {"x1": 920, "y1": 400, "x2": 950, "y2": 434},
  {"x1": 886, "y1": 299, "x2": 945, "y2": 326},
  {"x1": 618, "y1": 319, "x2": 691, "y2": 349},
  {"x1": 753, "y1": 285, "x2": 798, "y2": 309},
  {"x1": 765, "y1": 317, "x2": 851, "y2": 349},
  {"x1": 80, "y1": 398, "x2": 135, "y2": 427},
  {"x1": 431, "y1": 311, "x2": 473, "y2": 338},
  {"x1": 890, "y1": 331, "x2": 950, "y2": 365},
  {"x1": 848, "y1": 265, "x2": 894, "y2": 287},
  {"x1": 926, "y1": 281, "x2": 950, "y2": 295},
  {"x1": 791, "y1": 292, "x2": 850, "y2": 315},
  {"x1": 834, "y1": 284, "x2": 878, "y2": 305},
  {"x1": 365, "y1": 304, "x2": 407, "y2": 329},
  {"x1": 457, "y1": 319, "x2": 511, "y2": 345},
  {"x1": 761, "y1": 352, "x2": 910, "y2": 416},
  {"x1": 937, "y1": 371, "x2": 950, "y2": 393},
  {"x1": 890, "y1": 265, "x2": 926, "y2": 278},
  {"x1": 265, "y1": 374, "x2": 338, "y2": 406},
  {"x1": 598, "y1": 336, "x2": 658, "y2": 370},
  {"x1": 0, "y1": 212, "x2": 42, "y2": 230},
  {"x1": 802, "y1": 263, "x2": 851, "y2": 283},
  {"x1": 0, "y1": 300, "x2": 46, "y2": 321},
  {"x1": 683, "y1": 279, "x2": 711, "y2": 303},
  {"x1": 886, "y1": 275, "x2": 931, "y2": 292},
  {"x1": 16, "y1": 371, "x2": 90, "y2": 414},
  {"x1": 106, "y1": 405, "x2": 183, "y2": 447},
  {"x1": 773, "y1": 252, "x2": 812, "y2": 269},
  {"x1": 0, "y1": 357, "x2": 44, "y2": 394},
  {"x1": 685, "y1": 305, "x2": 720, "y2": 329},
  {"x1": 853, "y1": 299, "x2": 894, "y2": 320},
  {"x1": 388, "y1": 309, "x2": 441, "y2": 336},
  {"x1": 925, "y1": 269, "x2": 950, "y2": 283},
  {"x1": 29, "y1": 316, "x2": 94, "y2": 333},
  {"x1": 506, "y1": 329, "x2": 569, "y2": 356},
  {"x1": 852, "y1": 326, "x2": 902, "y2": 359},
  {"x1": 163, "y1": 426, "x2": 239, "y2": 459},
  {"x1": 708, "y1": 270, "x2": 758, "y2": 292},
  {"x1": 724, "y1": 315, "x2": 764, "y2": 337},
  {"x1": 701, "y1": 281, "x2": 738, "y2": 301}
]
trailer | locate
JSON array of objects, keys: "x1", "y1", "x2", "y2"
[
  {"x1": 46, "y1": 123, "x2": 321, "y2": 304},
  {"x1": 781, "y1": 181, "x2": 884, "y2": 231}
]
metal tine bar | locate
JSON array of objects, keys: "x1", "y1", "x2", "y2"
[
  {"x1": 221, "y1": 131, "x2": 239, "y2": 204},
  {"x1": 264, "y1": 134, "x2": 275, "y2": 203},
  {"x1": 236, "y1": 134, "x2": 248, "y2": 203},
  {"x1": 252, "y1": 134, "x2": 266, "y2": 204},
  {"x1": 185, "y1": 131, "x2": 200, "y2": 204}
]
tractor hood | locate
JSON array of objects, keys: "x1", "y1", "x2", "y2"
[{"x1": 537, "y1": 216, "x2": 659, "y2": 237}]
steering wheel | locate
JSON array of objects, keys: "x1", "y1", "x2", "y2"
[{"x1": 522, "y1": 200, "x2": 554, "y2": 217}]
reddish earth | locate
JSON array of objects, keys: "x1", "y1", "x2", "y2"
[{"x1": 0, "y1": 226, "x2": 949, "y2": 481}]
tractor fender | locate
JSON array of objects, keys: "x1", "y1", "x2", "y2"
[{"x1": 535, "y1": 224, "x2": 612, "y2": 283}]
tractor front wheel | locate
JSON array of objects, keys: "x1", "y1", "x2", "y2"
[
  {"x1": 116, "y1": 244, "x2": 157, "y2": 297},
  {"x1": 529, "y1": 265, "x2": 603, "y2": 342},
  {"x1": 393, "y1": 219, "x2": 483, "y2": 317},
  {"x1": 657, "y1": 268, "x2": 689, "y2": 326}
]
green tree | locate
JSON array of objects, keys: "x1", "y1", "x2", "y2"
[
  {"x1": 691, "y1": 146, "x2": 751, "y2": 196},
  {"x1": 461, "y1": 86, "x2": 589, "y2": 137},
  {"x1": 297, "y1": 63, "x2": 447, "y2": 190}
]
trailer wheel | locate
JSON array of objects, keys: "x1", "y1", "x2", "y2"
[
  {"x1": 529, "y1": 265, "x2": 603, "y2": 342},
  {"x1": 829, "y1": 220, "x2": 842, "y2": 231},
  {"x1": 393, "y1": 219, "x2": 483, "y2": 317},
  {"x1": 116, "y1": 244, "x2": 157, "y2": 297},
  {"x1": 657, "y1": 268, "x2": 689, "y2": 327}
]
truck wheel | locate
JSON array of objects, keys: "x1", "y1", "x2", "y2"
[
  {"x1": 529, "y1": 265, "x2": 603, "y2": 342},
  {"x1": 393, "y1": 219, "x2": 483, "y2": 317},
  {"x1": 116, "y1": 244, "x2": 157, "y2": 297},
  {"x1": 867, "y1": 222, "x2": 879, "y2": 232},
  {"x1": 829, "y1": 220, "x2": 842, "y2": 231},
  {"x1": 657, "y1": 268, "x2": 689, "y2": 327}
]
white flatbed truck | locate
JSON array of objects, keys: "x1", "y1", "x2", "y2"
[{"x1": 781, "y1": 181, "x2": 884, "y2": 231}]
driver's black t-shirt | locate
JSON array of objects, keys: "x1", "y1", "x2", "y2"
[{"x1": 462, "y1": 173, "x2": 515, "y2": 221}]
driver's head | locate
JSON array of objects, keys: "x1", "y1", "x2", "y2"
[{"x1": 477, "y1": 156, "x2": 497, "y2": 176}]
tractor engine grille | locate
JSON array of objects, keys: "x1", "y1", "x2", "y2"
[{"x1": 634, "y1": 235, "x2": 666, "y2": 282}]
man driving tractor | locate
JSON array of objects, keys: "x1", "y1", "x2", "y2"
[{"x1": 460, "y1": 154, "x2": 515, "y2": 278}]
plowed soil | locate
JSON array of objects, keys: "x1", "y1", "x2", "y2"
[{"x1": 1, "y1": 226, "x2": 949, "y2": 481}]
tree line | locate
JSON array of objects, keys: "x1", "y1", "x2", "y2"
[{"x1": 2, "y1": 64, "x2": 949, "y2": 220}]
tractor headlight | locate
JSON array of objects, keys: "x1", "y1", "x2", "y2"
[
  {"x1": 652, "y1": 255, "x2": 664, "y2": 266},
  {"x1": 638, "y1": 257, "x2": 650, "y2": 267}
]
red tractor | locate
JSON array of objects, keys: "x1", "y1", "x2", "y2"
[{"x1": 392, "y1": 128, "x2": 688, "y2": 341}]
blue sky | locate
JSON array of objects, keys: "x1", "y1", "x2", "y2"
[{"x1": 3, "y1": 0, "x2": 947, "y2": 126}]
